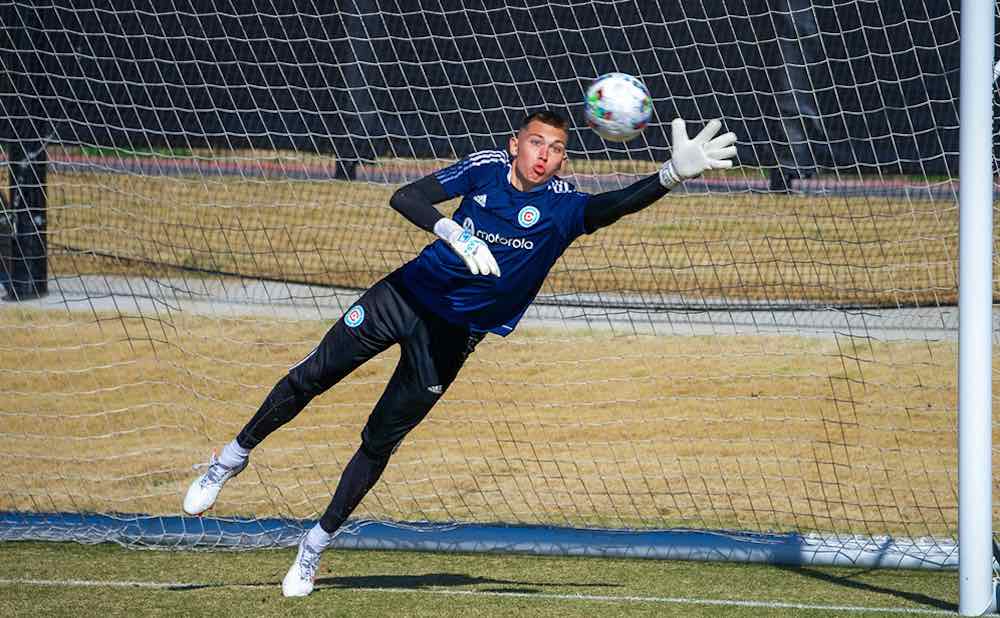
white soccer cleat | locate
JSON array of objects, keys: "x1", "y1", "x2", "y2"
[
  {"x1": 182, "y1": 451, "x2": 247, "y2": 516},
  {"x1": 282, "y1": 535, "x2": 324, "y2": 597}
]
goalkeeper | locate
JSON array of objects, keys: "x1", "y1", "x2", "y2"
[{"x1": 182, "y1": 109, "x2": 737, "y2": 597}]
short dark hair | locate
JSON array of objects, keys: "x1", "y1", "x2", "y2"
[{"x1": 519, "y1": 109, "x2": 569, "y2": 133}]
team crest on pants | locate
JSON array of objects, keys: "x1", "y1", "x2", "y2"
[{"x1": 344, "y1": 305, "x2": 365, "y2": 327}]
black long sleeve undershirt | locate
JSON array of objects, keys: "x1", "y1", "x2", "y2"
[
  {"x1": 582, "y1": 172, "x2": 671, "y2": 234},
  {"x1": 388, "y1": 170, "x2": 671, "y2": 235},
  {"x1": 388, "y1": 174, "x2": 451, "y2": 232}
]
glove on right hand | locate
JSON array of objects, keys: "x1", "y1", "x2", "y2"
[{"x1": 434, "y1": 218, "x2": 501, "y2": 277}]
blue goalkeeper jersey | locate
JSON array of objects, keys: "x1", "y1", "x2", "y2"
[{"x1": 394, "y1": 150, "x2": 590, "y2": 336}]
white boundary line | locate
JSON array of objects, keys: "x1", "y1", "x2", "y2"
[{"x1": 0, "y1": 577, "x2": 954, "y2": 615}]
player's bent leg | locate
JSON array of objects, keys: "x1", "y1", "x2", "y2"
[
  {"x1": 184, "y1": 281, "x2": 403, "y2": 516},
  {"x1": 280, "y1": 281, "x2": 479, "y2": 596},
  {"x1": 319, "y1": 445, "x2": 392, "y2": 533},
  {"x1": 235, "y1": 374, "x2": 313, "y2": 450},
  {"x1": 300, "y1": 312, "x2": 483, "y2": 533},
  {"x1": 280, "y1": 372, "x2": 440, "y2": 595},
  {"x1": 282, "y1": 445, "x2": 392, "y2": 597},
  {"x1": 237, "y1": 278, "x2": 404, "y2": 450},
  {"x1": 277, "y1": 374, "x2": 419, "y2": 599}
]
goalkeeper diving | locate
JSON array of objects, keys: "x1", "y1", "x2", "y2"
[{"x1": 182, "y1": 110, "x2": 737, "y2": 597}]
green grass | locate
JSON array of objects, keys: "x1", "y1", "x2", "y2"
[
  {"x1": 0, "y1": 541, "x2": 957, "y2": 617},
  {"x1": 77, "y1": 145, "x2": 195, "y2": 158}
]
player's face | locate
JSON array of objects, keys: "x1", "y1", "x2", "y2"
[{"x1": 508, "y1": 121, "x2": 568, "y2": 191}]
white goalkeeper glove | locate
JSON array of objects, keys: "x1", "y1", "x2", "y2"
[
  {"x1": 660, "y1": 118, "x2": 738, "y2": 188},
  {"x1": 434, "y1": 218, "x2": 501, "y2": 277}
]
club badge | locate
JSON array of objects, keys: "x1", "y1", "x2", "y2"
[
  {"x1": 344, "y1": 305, "x2": 365, "y2": 328},
  {"x1": 517, "y1": 205, "x2": 540, "y2": 228}
]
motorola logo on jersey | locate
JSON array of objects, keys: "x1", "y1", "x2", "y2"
[
  {"x1": 344, "y1": 305, "x2": 365, "y2": 327},
  {"x1": 517, "y1": 205, "x2": 540, "y2": 228},
  {"x1": 462, "y1": 217, "x2": 534, "y2": 250}
]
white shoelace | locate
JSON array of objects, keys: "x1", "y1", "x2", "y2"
[
  {"x1": 192, "y1": 454, "x2": 240, "y2": 487},
  {"x1": 298, "y1": 543, "x2": 322, "y2": 581}
]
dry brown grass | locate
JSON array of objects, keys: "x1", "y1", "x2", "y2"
[
  {"x1": 46, "y1": 169, "x2": 961, "y2": 306},
  {"x1": 0, "y1": 305, "x2": 972, "y2": 539}
]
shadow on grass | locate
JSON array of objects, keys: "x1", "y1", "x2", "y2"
[
  {"x1": 776, "y1": 565, "x2": 956, "y2": 612},
  {"x1": 316, "y1": 572, "x2": 622, "y2": 593},
  {"x1": 167, "y1": 572, "x2": 620, "y2": 594}
]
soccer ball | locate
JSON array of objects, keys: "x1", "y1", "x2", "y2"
[{"x1": 584, "y1": 73, "x2": 653, "y2": 143}]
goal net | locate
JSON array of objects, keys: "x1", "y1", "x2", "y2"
[{"x1": 0, "y1": 2, "x2": 977, "y2": 566}]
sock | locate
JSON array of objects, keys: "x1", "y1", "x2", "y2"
[
  {"x1": 217, "y1": 438, "x2": 250, "y2": 469},
  {"x1": 305, "y1": 523, "x2": 332, "y2": 550}
]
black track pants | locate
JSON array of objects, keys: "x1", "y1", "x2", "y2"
[{"x1": 237, "y1": 277, "x2": 484, "y2": 456}]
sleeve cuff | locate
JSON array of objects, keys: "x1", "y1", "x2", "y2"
[
  {"x1": 659, "y1": 160, "x2": 681, "y2": 189},
  {"x1": 434, "y1": 217, "x2": 462, "y2": 241}
]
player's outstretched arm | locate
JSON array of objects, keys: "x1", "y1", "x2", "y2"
[
  {"x1": 584, "y1": 119, "x2": 737, "y2": 233},
  {"x1": 389, "y1": 174, "x2": 500, "y2": 277}
]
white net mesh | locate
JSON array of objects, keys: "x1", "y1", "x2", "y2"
[{"x1": 0, "y1": 2, "x2": 982, "y2": 557}]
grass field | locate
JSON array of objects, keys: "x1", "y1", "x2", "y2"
[{"x1": 0, "y1": 541, "x2": 959, "y2": 617}]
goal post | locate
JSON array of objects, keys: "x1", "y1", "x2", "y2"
[
  {"x1": 959, "y1": 0, "x2": 996, "y2": 613},
  {"x1": 0, "y1": 0, "x2": 991, "y2": 583}
]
